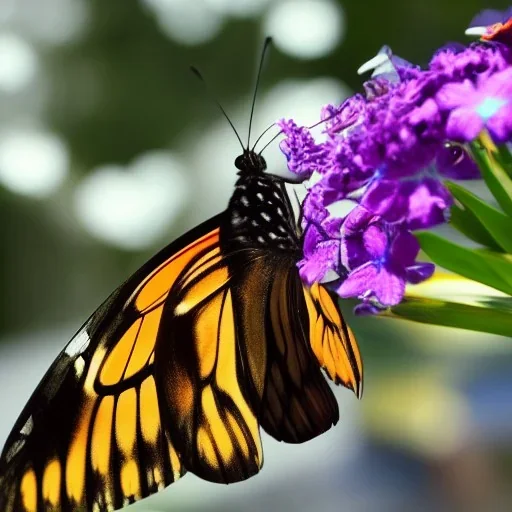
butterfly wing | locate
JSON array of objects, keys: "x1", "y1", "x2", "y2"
[
  {"x1": 304, "y1": 283, "x2": 363, "y2": 397},
  {"x1": 0, "y1": 165, "x2": 365, "y2": 511},
  {"x1": 0, "y1": 216, "x2": 223, "y2": 512},
  {"x1": 260, "y1": 263, "x2": 363, "y2": 444},
  {"x1": 154, "y1": 247, "x2": 281, "y2": 484}
]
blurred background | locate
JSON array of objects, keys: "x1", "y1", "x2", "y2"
[{"x1": 1, "y1": 0, "x2": 512, "y2": 511}]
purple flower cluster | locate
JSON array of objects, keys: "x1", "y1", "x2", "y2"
[{"x1": 278, "y1": 9, "x2": 512, "y2": 313}]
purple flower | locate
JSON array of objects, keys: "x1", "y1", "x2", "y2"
[
  {"x1": 299, "y1": 235, "x2": 340, "y2": 285},
  {"x1": 276, "y1": 34, "x2": 504, "y2": 314},
  {"x1": 436, "y1": 67, "x2": 512, "y2": 142},
  {"x1": 298, "y1": 196, "x2": 343, "y2": 284},
  {"x1": 322, "y1": 95, "x2": 367, "y2": 136},
  {"x1": 361, "y1": 175, "x2": 452, "y2": 229},
  {"x1": 337, "y1": 207, "x2": 434, "y2": 307},
  {"x1": 278, "y1": 119, "x2": 327, "y2": 178},
  {"x1": 429, "y1": 44, "x2": 511, "y2": 81}
]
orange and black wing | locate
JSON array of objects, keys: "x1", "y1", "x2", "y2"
[
  {"x1": 304, "y1": 282, "x2": 363, "y2": 397},
  {"x1": 260, "y1": 264, "x2": 363, "y2": 444},
  {"x1": 153, "y1": 248, "x2": 277, "y2": 484},
  {"x1": 0, "y1": 215, "x2": 225, "y2": 512}
]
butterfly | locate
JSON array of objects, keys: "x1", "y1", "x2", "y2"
[{"x1": 0, "y1": 40, "x2": 363, "y2": 512}]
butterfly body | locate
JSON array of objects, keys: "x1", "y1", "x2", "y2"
[
  {"x1": 225, "y1": 151, "x2": 299, "y2": 254},
  {"x1": 0, "y1": 148, "x2": 363, "y2": 511}
]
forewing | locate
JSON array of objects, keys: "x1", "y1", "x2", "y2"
[{"x1": 0, "y1": 217, "x2": 222, "y2": 512}]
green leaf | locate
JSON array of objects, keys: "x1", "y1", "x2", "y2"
[
  {"x1": 470, "y1": 138, "x2": 512, "y2": 218},
  {"x1": 416, "y1": 231, "x2": 512, "y2": 296},
  {"x1": 449, "y1": 202, "x2": 502, "y2": 251},
  {"x1": 386, "y1": 296, "x2": 512, "y2": 338},
  {"x1": 495, "y1": 143, "x2": 512, "y2": 180},
  {"x1": 446, "y1": 181, "x2": 512, "y2": 252}
]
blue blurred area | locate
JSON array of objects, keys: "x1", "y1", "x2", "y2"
[{"x1": 1, "y1": 1, "x2": 512, "y2": 510}]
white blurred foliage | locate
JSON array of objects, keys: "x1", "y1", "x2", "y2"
[
  {"x1": 142, "y1": 0, "x2": 224, "y2": 45},
  {"x1": 264, "y1": 0, "x2": 345, "y2": 59},
  {"x1": 0, "y1": 0, "x2": 89, "y2": 46},
  {"x1": 74, "y1": 151, "x2": 189, "y2": 250},
  {"x1": 0, "y1": 32, "x2": 37, "y2": 93},
  {"x1": 0, "y1": 128, "x2": 69, "y2": 197},
  {"x1": 0, "y1": 0, "x2": 16, "y2": 25},
  {"x1": 204, "y1": 0, "x2": 271, "y2": 18}
]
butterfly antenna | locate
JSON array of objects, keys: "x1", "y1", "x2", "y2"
[
  {"x1": 251, "y1": 121, "x2": 277, "y2": 151},
  {"x1": 258, "y1": 128, "x2": 283, "y2": 155},
  {"x1": 190, "y1": 66, "x2": 245, "y2": 151},
  {"x1": 247, "y1": 37, "x2": 272, "y2": 149},
  {"x1": 307, "y1": 109, "x2": 340, "y2": 130}
]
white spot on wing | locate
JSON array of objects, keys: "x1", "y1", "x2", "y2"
[
  {"x1": 5, "y1": 439, "x2": 25, "y2": 463},
  {"x1": 74, "y1": 356, "x2": 86, "y2": 378},
  {"x1": 21, "y1": 415, "x2": 33, "y2": 436},
  {"x1": 65, "y1": 329, "x2": 91, "y2": 357}
]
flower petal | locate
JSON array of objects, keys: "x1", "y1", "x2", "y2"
[
  {"x1": 404, "y1": 178, "x2": 452, "y2": 230},
  {"x1": 389, "y1": 229, "x2": 419, "y2": 268},
  {"x1": 372, "y1": 264, "x2": 406, "y2": 306},
  {"x1": 486, "y1": 103, "x2": 512, "y2": 143},
  {"x1": 361, "y1": 179, "x2": 399, "y2": 217},
  {"x1": 445, "y1": 107, "x2": 484, "y2": 142},
  {"x1": 278, "y1": 119, "x2": 326, "y2": 178},
  {"x1": 406, "y1": 263, "x2": 435, "y2": 284},
  {"x1": 436, "y1": 80, "x2": 476, "y2": 110},
  {"x1": 363, "y1": 224, "x2": 388, "y2": 259},
  {"x1": 341, "y1": 205, "x2": 376, "y2": 236},
  {"x1": 298, "y1": 240, "x2": 340, "y2": 284},
  {"x1": 337, "y1": 262, "x2": 378, "y2": 299}
]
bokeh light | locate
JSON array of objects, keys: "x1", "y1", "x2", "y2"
[
  {"x1": 0, "y1": 128, "x2": 68, "y2": 197},
  {"x1": 1, "y1": 0, "x2": 89, "y2": 46},
  {"x1": 74, "y1": 151, "x2": 189, "y2": 249},
  {"x1": 0, "y1": 33, "x2": 37, "y2": 93},
  {"x1": 264, "y1": 0, "x2": 345, "y2": 59},
  {"x1": 142, "y1": 0, "x2": 224, "y2": 46},
  {"x1": 204, "y1": 0, "x2": 271, "y2": 18}
]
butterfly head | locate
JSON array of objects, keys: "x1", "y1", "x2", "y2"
[{"x1": 234, "y1": 149, "x2": 267, "y2": 175}]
